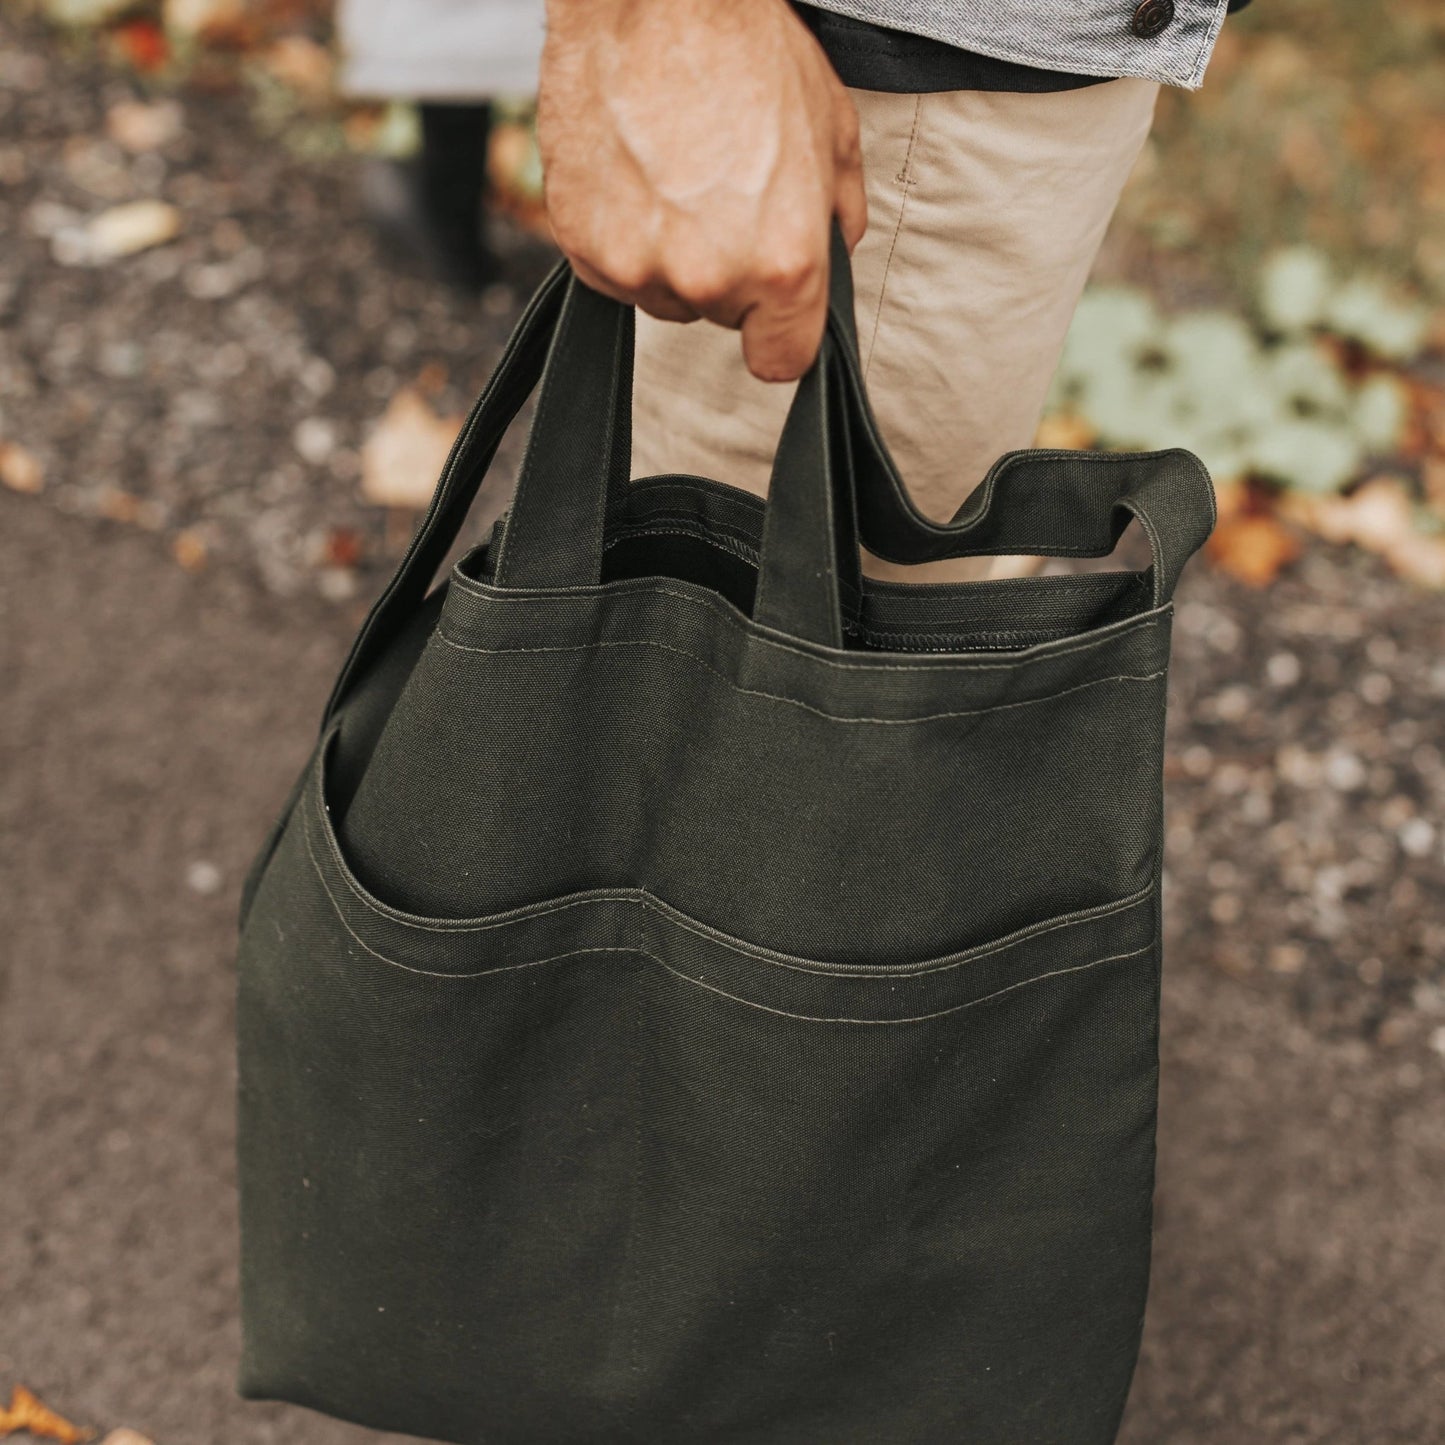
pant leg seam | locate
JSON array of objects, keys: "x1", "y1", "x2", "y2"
[{"x1": 862, "y1": 92, "x2": 923, "y2": 381}]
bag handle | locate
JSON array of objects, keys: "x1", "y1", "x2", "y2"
[
  {"x1": 325, "y1": 231, "x2": 1217, "y2": 722},
  {"x1": 321, "y1": 261, "x2": 573, "y2": 726},
  {"x1": 750, "y1": 226, "x2": 1217, "y2": 643}
]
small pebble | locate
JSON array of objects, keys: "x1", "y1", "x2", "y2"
[
  {"x1": 294, "y1": 417, "x2": 338, "y2": 465},
  {"x1": 1213, "y1": 685, "x2": 1252, "y2": 721},
  {"x1": 1323, "y1": 750, "x2": 1367, "y2": 792},
  {"x1": 1360, "y1": 672, "x2": 1393, "y2": 704},
  {"x1": 1269, "y1": 943, "x2": 1306, "y2": 975},
  {"x1": 317, "y1": 566, "x2": 359, "y2": 602},
  {"x1": 186, "y1": 860, "x2": 222, "y2": 896},
  {"x1": 1181, "y1": 744, "x2": 1213, "y2": 779},
  {"x1": 1266, "y1": 651, "x2": 1301, "y2": 687},
  {"x1": 1210, "y1": 893, "x2": 1243, "y2": 925}
]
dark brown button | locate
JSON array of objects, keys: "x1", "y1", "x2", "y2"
[{"x1": 1130, "y1": 0, "x2": 1175, "y2": 38}]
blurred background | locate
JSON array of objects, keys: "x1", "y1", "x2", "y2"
[{"x1": 0, "y1": 1, "x2": 1442, "y2": 1441}]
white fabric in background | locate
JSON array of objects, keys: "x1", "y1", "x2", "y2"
[{"x1": 336, "y1": 0, "x2": 545, "y2": 100}]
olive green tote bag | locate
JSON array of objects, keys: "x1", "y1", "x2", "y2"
[{"x1": 235, "y1": 243, "x2": 1215, "y2": 1445}]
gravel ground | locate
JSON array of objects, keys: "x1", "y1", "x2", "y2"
[
  {"x1": 3, "y1": 10, "x2": 1444, "y2": 1442},
  {"x1": 0, "y1": 10, "x2": 554, "y2": 601},
  {"x1": 4, "y1": 9, "x2": 1441, "y2": 1046}
]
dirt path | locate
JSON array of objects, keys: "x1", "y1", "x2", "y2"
[
  {"x1": 3, "y1": 494, "x2": 1442, "y2": 1444},
  {"x1": 3, "y1": 8, "x2": 1444, "y2": 1440}
]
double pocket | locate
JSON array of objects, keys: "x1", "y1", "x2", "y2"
[{"x1": 237, "y1": 722, "x2": 1161, "y2": 1445}]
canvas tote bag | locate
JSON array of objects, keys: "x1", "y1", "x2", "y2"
[{"x1": 235, "y1": 241, "x2": 1215, "y2": 1445}]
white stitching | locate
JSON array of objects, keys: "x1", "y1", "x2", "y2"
[
  {"x1": 446, "y1": 569, "x2": 1168, "y2": 674},
  {"x1": 305, "y1": 792, "x2": 1152, "y2": 977},
  {"x1": 303, "y1": 765, "x2": 1154, "y2": 976},
  {"x1": 432, "y1": 626, "x2": 1166, "y2": 726},
  {"x1": 644, "y1": 943, "x2": 1153, "y2": 1025},
  {"x1": 294, "y1": 824, "x2": 1153, "y2": 1025}
]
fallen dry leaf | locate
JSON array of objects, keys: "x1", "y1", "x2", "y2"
[
  {"x1": 0, "y1": 1384, "x2": 92, "y2": 1444},
  {"x1": 487, "y1": 123, "x2": 551, "y2": 240},
  {"x1": 262, "y1": 35, "x2": 333, "y2": 102},
  {"x1": 109, "y1": 19, "x2": 170, "y2": 73},
  {"x1": 319, "y1": 526, "x2": 364, "y2": 569},
  {"x1": 87, "y1": 200, "x2": 182, "y2": 260},
  {"x1": 98, "y1": 1432, "x2": 153, "y2": 1445},
  {"x1": 172, "y1": 527, "x2": 209, "y2": 572},
  {"x1": 1033, "y1": 411, "x2": 1097, "y2": 451},
  {"x1": 106, "y1": 98, "x2": 183, "y2": 154},
  {"x1": 360, "y1": 387, "x2": 462, "y2": 510},
  {"x1": 1212, "y1": 477, "x2": 1249, "y2": 523},
  {"x1": 1205, "y1": 513, "x2": 1303, "y2": 587},
  {"x1": 162, "y1": 0, "x2": 244, "y2": 38},
  {"x1": 0, "y1": 442, "x2": 44, "y2": 494},
  {"x1": 1280, "y1": 476, "x2": 1445, "y2": 587},
  {"x1": 1384, "y1": 530, "x2": 1445, "y2": 588},
  {"x1": 1284, "y1": 476, "x2": 1415, "y2": 551}
]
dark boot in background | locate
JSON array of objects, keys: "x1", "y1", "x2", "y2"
[{"x1": 363, "y1": 100, "x2": 500, "y2": 292}]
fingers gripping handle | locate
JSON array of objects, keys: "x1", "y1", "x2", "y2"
[
  {"x1": 755, "y1": 226, "x2": 1217, "y2": 642},
  {"x1": 325, "y1": 229, "x2": 1217, "y2": 724}
]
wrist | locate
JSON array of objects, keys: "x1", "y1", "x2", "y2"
[{"x1": 546, "y1": 0, "x2": 785, "y2": 40}]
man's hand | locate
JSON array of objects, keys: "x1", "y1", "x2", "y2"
[{"x1": 538, "y1": 0, "x2": 866, "y2": 382}]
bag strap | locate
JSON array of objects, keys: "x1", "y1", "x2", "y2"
[
  {"x1": 326, "y1": 230, "x2": 1217, "y2": 716},
  {"x1": 321, "y1": 260, "x2": 573, "y2": 727},
  {"x1": 750, "y1": 227, "x2": 1217, "y2": 643},
  {"x1": 488, "y1": 272, "x2": 636, "y2": 589}
]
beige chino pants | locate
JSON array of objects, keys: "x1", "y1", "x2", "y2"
[{"x1": 629, "y1": 78, "x2": 1160, "y2": 582}]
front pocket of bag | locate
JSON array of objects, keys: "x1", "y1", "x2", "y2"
[
  {"x1": 237, "y1": 729, "x2": 1161, "y2": 1445},
  {"x1": 614, "y1": 899, "x2": 1162, "y2": 1445},
  {"x1": 236, "y1": 736, "x2": 666, "y2": 1444}
]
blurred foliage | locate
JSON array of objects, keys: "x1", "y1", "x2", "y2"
[
  {"x1": 1048, "y1": 257, "x2": 1429, "y2": 490},
  {"x1": 1048, "y1": 0, "x2": 1445, "y2": 586},
  {"x1": 1118, "y1": 0, "x2": 1445, "y2": 304},
  {"x1": 1042, "y1": 251, "x2": 1445, "y2": 586},
  {"x1": 10, "y1": 0, "x2": 1445, "y2": 585}
]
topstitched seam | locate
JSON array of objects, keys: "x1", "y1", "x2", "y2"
[
  {"x1": 444, "y1": 572, "x2": 1168, "y2": 674},
  {"x1": 646, "y1": 943, "x2": 1153, "y2": 1025},
  {"x1": 297, "y1": 817, "x2": 1153, "y2": 1024},
  {"x1": 432, "y1": 624, "x2": 1165, "y2": 725},
  {"x1": 304, "y1": 789, "x2": 1154, "y2": 977},
  {"x1": 863, "y1": 93, "x2": 923, "y2": 380}
]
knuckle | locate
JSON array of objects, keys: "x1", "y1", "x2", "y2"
[
  {"x1": 759, "y1": 244, "x2": 821, "y2": 298},
  {"x1": 745, "y1": 325, "x2": 816, "y2": 384},
  {"x1": 604, "y1": 253, "x2": 655, "y2": 297},
  {"x1": 566, "y1": 241, "x2": 650, "y2": 297},
  {"x1": 665, "y1": 256, "x2": 733, "y2": 310}
]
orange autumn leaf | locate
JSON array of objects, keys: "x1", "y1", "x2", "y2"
[
  {"x1": 321, "y1": 526, "x2": 365, "y2": 569},
  {"x1": 487, "y1": 124, "x2": 552, "y2": 241},
  {"x1": 0, "y1": 1384, "x2": 92, "y2": 1444},
  {"x1": 1205, "y1": 513, "x2": 1303, "y2": 587},
  {"x1": 1211, "y1": 477, "x2": 1249, "y2": 523},
  {"x1": 1033, "y1": 412, "x2": 1097, "y2": 451},
  {"x1": 360, "y1": 386, "x2": 463, "y2": 510},
  {"x1": 110, "y1": 20, "x2": 170, "y2": 74}
]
